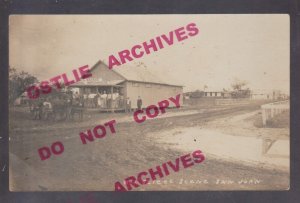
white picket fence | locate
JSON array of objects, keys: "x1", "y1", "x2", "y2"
[{"x1": 261, "y1": 100, "x2": 289, "y2": 126}]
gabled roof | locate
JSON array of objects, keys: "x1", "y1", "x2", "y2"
[
  {"x1": 90, "y1": 60, "x2": 183, "y2": 87},
  {"x1": 113, "y1": 64, "x2": 165, "y2": 84}
]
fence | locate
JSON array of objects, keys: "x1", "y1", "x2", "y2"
[
  {"x1": 261, "y1": 100, "x2": 289, "y2": 126},
  {"x1": 183, "y1": 97, "x2": 216, "y2": 107},
  {"x1": 83, "y1": 97, "x2": 126, "y2": 110},
  {"x1": 215, "y1": 98, "x2": 250, "y2": 106}
]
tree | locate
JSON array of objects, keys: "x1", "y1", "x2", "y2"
[
  {"x1": 191, "y1": 89, "x2": 204, "y2": 98},
  {"x1": 9, "y1": 68, "x2": 38, "y2": 104},
  {"x1": 231, "y1": 78, "x2": 251, "y2": 98},
  {"x1": 231, "y1": 78, "x2": 248, "y2": 91}
]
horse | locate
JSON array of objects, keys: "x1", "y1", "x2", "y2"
[
  {"x1": 51, "y1": 98, "x2": 69, "y2": 121},
  {"x1": 29, "y1": 99, "x2": 43, "y2": 120},
  {"x1": 68, "y1": 97, "x2": 85, "y2": 121}
]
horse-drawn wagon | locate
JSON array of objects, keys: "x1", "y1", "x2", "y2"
[{"x1": 28, "y1": 90, "x2": 84, "y2": 121}]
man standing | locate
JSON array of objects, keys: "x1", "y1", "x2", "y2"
[
  {"x1": 34, "y1": 98, "x2": 43, "y2": 120},
  {"x1": 93, "y1": 94, "x2": 99, "y2": 108},
  {"x1": 43, "y1": 98, "x2": 53, "y2": 120},
  {"x1": 107, "y1": 92, "x2": 112, "y2": 109},
  {"x1": 97, "y1": 92, "x2": 102, "y2": 108},
  {"x1": 101, "y1": 91, "x2": 107, "y2": 108},
  {"x1": 137, "y1": 96, "x2": 142, "y2": 110},
  {"x1": 125, "y1": 97, "x2": 131, "y2": 113}
]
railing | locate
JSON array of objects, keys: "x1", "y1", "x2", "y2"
[
  {"x1": 83, "y1": 98, "x2": 126, "y2": 109},
  {"x1": 261, "y1": 100, "x2": 289, "y2": 126}
]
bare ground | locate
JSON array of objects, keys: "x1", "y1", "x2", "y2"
[{"x1": 9, "y1": 101, "x2": 289, "y2": 191}]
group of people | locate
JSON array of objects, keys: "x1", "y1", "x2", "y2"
[
  {"x1": 80, "y1": 91, "x2": 124, "y2": 109},
  {"x1": 75, "y1": 91, "x2": 144, "y2": 112},
  {"x1": 29, "y1": 90, "x2": 144, "y2": 120},
  {"x1": 79, "y1": 90, "x2": 142, "y2": 111}
]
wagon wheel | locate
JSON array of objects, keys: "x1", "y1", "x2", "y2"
[
  {"x1": 30, "y1": 107, "x2": 41, "y2": 120},
  {"x1": 29, "y1": 109, "x2": 36, "y2": 120},
  {"x1": 47, "y1": 111, "x2": 55, "y2": 122},
  {"x1": 42, "y1": 109, "x2": 52, "y2": 121},
  {"x1": 51, "y1": 111, "x2": 57, "y2": 122},
  {"x1": 62, "y1": 111, "x2": 68, "y2": 121},
  {"x1": 41, "y1": 109, "x2": 47, "y2": 120}
]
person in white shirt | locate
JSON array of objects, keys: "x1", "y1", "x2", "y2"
[
  {"x1": 97, "y1": 93, "x2": 102, "y2": 107},
  {"x1": 101, "y1": 91, "x2": 107, "y2": 108},
  {"x1": 43, "y1": 99, "x2": 52, "y2": 109},
  {"x1": 112, "y1": 92, "x2": 119, "y2": 108},
  {"x1": 43, "y1": 98, "x2": 52, "y2": 119},
  {"x1": 107, "y1": 93, "x2": 112, "y2": 108}
]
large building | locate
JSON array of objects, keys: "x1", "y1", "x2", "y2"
[{"x1": 71, "y1": 60, "x2": 183, "y2": 110}]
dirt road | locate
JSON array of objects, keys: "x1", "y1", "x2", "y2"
[{"x1": 9, "y1": 102, "x2": 289, "y2": 191}]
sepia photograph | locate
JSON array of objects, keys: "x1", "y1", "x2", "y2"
[{"x1": 8, "y1": 14, "x2": 290, "y2": 191}]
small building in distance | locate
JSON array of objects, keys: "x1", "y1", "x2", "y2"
[
  {"x1": 71, "y1": 60, "x2": 183, "y2": 110},
  {"x1": 184, "y1": 88, "x2": 230, "y2": 98},
  {"x1": 203, "y1": 88, "x2": 231, "y2": 98},
  {"x1": 250, "y1": 89, "x2": 289, "y2": 100},
  {"x1": 203, "y1": 90, "x2": 224, "y2": 97}
]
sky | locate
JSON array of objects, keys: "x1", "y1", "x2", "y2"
[{"x1": 9, "y1": 14, "x2": 290, "y2": 93}]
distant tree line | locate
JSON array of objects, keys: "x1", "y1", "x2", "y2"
[
  {"x1": 9, "y1": 68, "x2": 38, "y2": 104},
  {"x1": 230, "y1": 79, "x2": 251, "y2": 98}
]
